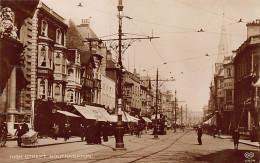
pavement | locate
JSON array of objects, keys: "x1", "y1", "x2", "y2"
[
  {"x1": 215, "y1": 134, "x2": 260, "y2": 148},
  {"x1": 4, "y1": 130, "x2": 260, "y2": 148}
]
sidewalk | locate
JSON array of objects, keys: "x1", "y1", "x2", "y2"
[
  {"x1": 216, "y1": 134, "x2": 259, "y2": 148},
  {"x1": 5, "y1": 136, "x2": 82, "y2": 148}
]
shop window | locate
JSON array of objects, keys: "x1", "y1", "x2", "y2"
[
  {"x1": 41, "y1": 20, "x2": 48, "y2": 36},
  {"x1": 40, "y1": 47, "x2": 46, "y2": 67}
]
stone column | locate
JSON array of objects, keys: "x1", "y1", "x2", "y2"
[{"x1": 7, "y1": 67, "x2": 16, "y2": 134}]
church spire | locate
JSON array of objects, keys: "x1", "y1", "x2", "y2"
[{"x1": 217, "y1": 9, "x2": 229, "y2": 63}]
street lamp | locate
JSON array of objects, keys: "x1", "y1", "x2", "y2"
[{"x1": 114, "y1": 0, "x2": 125, "y2": 150}]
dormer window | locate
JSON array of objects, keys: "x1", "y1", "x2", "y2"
[
  {"x1": 56, "y1": 29, "x2": 62, "y2": 44},
  {"x1": 41, "y1": 20, "x2": 48, "y2": 36}
]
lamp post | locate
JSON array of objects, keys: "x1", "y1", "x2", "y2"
[{"x1": 115, "y1": 0, "x2": 125, "y2": 149}]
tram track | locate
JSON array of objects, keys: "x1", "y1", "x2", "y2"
[{"x1": 89, "y1": 131, "x2": 188, "y2": 163}]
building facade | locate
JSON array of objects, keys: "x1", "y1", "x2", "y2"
[
  {"x1": 233, "y1": 20, "x2": 260, "y2": 136},
  {"x1": 0, "y1": 0, "x2": 39, "y2": 134}
]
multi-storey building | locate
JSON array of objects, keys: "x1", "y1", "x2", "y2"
[
  {"x1": 66, "y1": 49, "x2": 82, "y2": 105},
  {"x1": 123, "y1": 69, "x2": 141, "y2": 116},
  {"x1": 101, "y1": 75, "x2": 115, "y2": 113},
  {"x1": 0, "y1": 0, "x2": 39, "y2": 134},
  {"x1": 233, "y1": 20, "x2": 260, "y2": 137},
  {"x1": 76, "y1": 19, "x2": 103, "y2": 105}
]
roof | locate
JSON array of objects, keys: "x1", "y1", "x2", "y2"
[
  {"x1": 76, "y1": 24, "x2": 98, "y2": 40},
  {"x1": 66, "y1": 20, "x2": 85, "y2": 49},
  {"x1": 80, "y1": 51, "x2": 92, "y2": 65}
]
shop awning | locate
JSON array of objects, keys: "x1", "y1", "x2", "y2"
[
  {"x1": 86, "y1": 106, "x2": 107, "y2": 122},
  {"x1": 203, "y1": 115, "x2": 216, "y2": 125},
  {"x1": 73, "y1": 105, "x2": 97, "y2": 120},
  {"x1": 142, "y1": 117, "x2": 152, "y2": 123},
  {"x1": 98, "y1": 107, "x2": 116, "y2": 122},
  {"x1": 110, "y1": 112, "x2": 138, "y2": 123},
  {"x1": 57, "y1": 110, "x2": 81, "y2": 118}
]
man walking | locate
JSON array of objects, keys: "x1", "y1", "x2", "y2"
[
  {"x1": 0, "y1": 121, "x2": 8, "y2": 147},
  {"x1": 232, "y1": 128, "x2": 240, "y2": 150},
  {"x1": 197, "y1": 126, "x2": 203, "y2": 145}
]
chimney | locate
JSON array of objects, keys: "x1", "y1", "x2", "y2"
[
  {"x1": 246, "y1": 19, "x2": 260, "y2": 39},
  {"x1": 80, "y1": 18, "x2": 90, "y2": 27}
]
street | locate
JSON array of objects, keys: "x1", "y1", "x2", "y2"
[{"x1": 1, "y1": 130, "x2": 259, "y2": 163}]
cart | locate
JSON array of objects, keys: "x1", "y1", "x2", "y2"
[{"x1": 21, "y1": 130, "x2": 39, "y2": 147}]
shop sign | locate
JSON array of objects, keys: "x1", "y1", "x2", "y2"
[
  {"x1": 217, "y1": 89, "x2": 224, "y2": 97},
  {"x1": 223, "y1": 79, "x2": 234, "y2": 89},
  {"x1": 223, "y1": 105, "x2": 233, "y2": 111}
]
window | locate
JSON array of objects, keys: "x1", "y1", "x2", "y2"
[
  {"x1": 226, "y1": 90, "x2": 232, "y2": 103},
  {"x1": 62, "y1": 57, "x2": 66, "y2": 73},
  {"x1": 55, "y1": 85, "x2": 60, "y2": 96},
  {"x1": 67, "y1": 90, "x2": 74, "y2": 103},
  {"x1": 41, "y1": 20, "x2": 48, "y2": 36},
  {"x1": 48, "y1": 48, "x2": 52, "y2": 68},
  {"x1": 55, "y1": 54, "x2": 61, "y2": 72},
  {"x1": 40, "y1": 47, "x2": 46, "y2": 67},
  {"x1": 48, "y1": 83, "x2": 52, "y2": 97},
  {"x1": 227, "y1": 68, "x2": 231, "y2": 77},
  {"x1": 56, "y1": 29, "x2": 62, "y2": 44},
  {"x1": 68, "y1": 69, "x2": 74, "y2": 77},
  {"x1": 39, "y1": 80, "x2": 46, "y2": 99}
]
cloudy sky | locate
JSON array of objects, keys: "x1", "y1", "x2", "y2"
[{"x1": 42, "y1": 0, "x2": 260, "y2": 112}]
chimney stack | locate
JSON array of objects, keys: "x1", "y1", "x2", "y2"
[{"x1": 246, "y1": 19, "x2": 260, "y2": 39}]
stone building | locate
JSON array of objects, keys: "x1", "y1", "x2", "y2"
[
  {"x1": 0, "y1": 0, "x2": 39, "y2": 134},
  {"x1": 233, "y1": 20, "x2": 260, "y2": 137}
]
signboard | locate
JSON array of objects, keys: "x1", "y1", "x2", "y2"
[
  {"x1": 223, "y1": 79, "x2": 234, "y2": 89},
  {"x1": 217, "y1": 89, "x2": 224, "y2": 97},
  {"x1": 223, "y1": 105, "x2": 233, "y2": 111}
]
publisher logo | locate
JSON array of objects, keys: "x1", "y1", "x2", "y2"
[{"x1": 244, "y1": 152, "x2": 255, "y2": 162}]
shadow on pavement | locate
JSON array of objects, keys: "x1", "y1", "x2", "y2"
[{"x1": 193, "y1": 149, "x2": 259, "y2": 163}]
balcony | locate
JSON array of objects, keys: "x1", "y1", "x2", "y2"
[
  {"x1": 81, "y1": 78, "x2": 93, "y2": 88},
  {"x1": 37, "y1": 67, "x2": 53, "y2": 76}
]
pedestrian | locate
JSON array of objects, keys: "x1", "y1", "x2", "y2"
[
  {"x1": 64, "y1": 123, "x2": 70, "y2": 141},
  {"x1": 80, "y1": 123, "x2": 85, "y2": 141},
  {"x1": 0, "y1": 121, "x2": 8, "y2": 147},
  {"x1": 197, "y1": 125, "x2": 203, "y2": 145},
  {"x1": 102, "y1": 123, "x2": 108, "y2": 142},
  {"x1": 21, "y1": 122, "x2": 29, "y2": 135},
  {"x1": 15, "y1": 125, "x2": 23, "y2": 147},
  {"x1": 232, "y1": 128, "x2": 240, "y2": 150},
  {"x1": 52, "y1": 123, "x2": 59, "y2": 140}
]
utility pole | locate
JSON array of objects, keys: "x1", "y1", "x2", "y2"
[
  {"x1": 154, "y1": 68, "x2": 159, "y2": 139},
  {"x1": 86, "y1": 0, "x2": 159, "y2": 149},
  {"x1": 140, "y1": 70, "x2": 175, "y2": 138},
  {"x1": 174, "y1": 90, "x2": 185, "y2": 133},
  {"x1": 181, "y1": 105, "x2": 183, "y2": 125}
]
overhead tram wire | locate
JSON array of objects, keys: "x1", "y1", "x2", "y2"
[
  {"x1": 128, "y1": 18, "x2": 174, "y2": 76},
  {"x1": 172, "y1": 0, "x2": 239, "y2": 22}
]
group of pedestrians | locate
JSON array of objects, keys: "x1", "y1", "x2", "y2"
[{"x1": 196, "y1": 125, "x2": 241, "y2": 150}]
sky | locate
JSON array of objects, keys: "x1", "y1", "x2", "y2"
[{"x1": 42, "y1": 0, "x2": 260, "y2": 112}]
